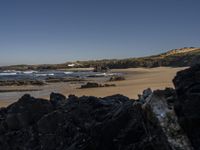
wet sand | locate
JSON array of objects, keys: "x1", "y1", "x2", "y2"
[{"x1": 0, "y1": 67, "x2": 187, "y2": 107}]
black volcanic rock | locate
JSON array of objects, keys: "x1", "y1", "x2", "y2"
[
  {"x1": 0, "y1": 94, "x2": 172, "y2": 150},
  {"x1": 173, "y1": 64, "x2": 200, "y2": 149}
]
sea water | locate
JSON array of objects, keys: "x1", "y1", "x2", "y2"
[{"x1": 0, "y1": 70, "x2": 119, "y2": 81}]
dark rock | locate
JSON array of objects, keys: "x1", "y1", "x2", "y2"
[
  {"x1": 50, "y1": 92, "x2": 66, "y2": 107},
  {"x1": 0, "y1": 79, "x2": 46, "y2": 86},
  {"x1": 0, "y1": 94, "x2": 172, "y2": 150},
  {"x1": 0, "y1": 107, "x2": 7, "y2": 119},
  {"x1": 138, "y1": 88, "x2": 153, "y2": 104},
  {"x1": 109, "y1": 75, "x2": 125, "y2": 81},
  {"x1": 0, "y1": 108, "x2": 7, "y2": 134},
  {"x1": 143, "y1": 88, "x2": 152, "y2": 98},
  {"x1": 36, "y1": 96, "x2": 171, "y2": 150},
  {"x1": 103, "y1": 83, "x2": 116, "y2": 87},
  {"x1": 93, "y1": 65, "x2": 109, "y2": 72},
  {"x1": 80, "y1": 82, "x2": 116, "y2": 89},
  {"x1": 173, "y1": 64, "x2": 200, "y2": 149},
  {"x1": 46, "y1": 77, "x2": 86, "y2": 83},
  {"x1": 142, "y1": 89, "x2": 192, "y2": 149},
  {"x1": 5, "y1": 94, "x2": 54, "y2": 130},
  {"x1": 80, "y1": 82, "x2": 100, "y2": 88}
]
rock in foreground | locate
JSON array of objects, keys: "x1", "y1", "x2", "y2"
[
  {"x1": 173, "y1": 64, "x2": 200, "y2": 149},
  {"x1": 0, "y1": 94, "x2": 172, "y2": 150}
]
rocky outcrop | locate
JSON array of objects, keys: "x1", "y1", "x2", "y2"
[
  {"x1": 0, "y1": 94, "x2": 172, "y2": 150},
  {"x1": 173, "y1": 64, "x2": 200, "y2": 149},
  {"x1": 140, "y1": 88, "x2": 193, "y2": 150}
]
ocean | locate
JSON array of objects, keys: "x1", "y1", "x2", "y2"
[{"x1": 0, "y1": 70, "x2": 118, "y2": 81}]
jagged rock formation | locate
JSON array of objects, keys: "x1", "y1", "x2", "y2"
[
  {"x1": 173, "y1": 64, "x2": 200, "y2": 150},
  {"x1": 0, "y1": 94, "x2": 172, "y2": 150},
  {"x1": 140, "y1": 88, "x2": 193, "y2": 150},
  {"x1": 0, "y1": 64, "x2": 200, "y2": 149}
]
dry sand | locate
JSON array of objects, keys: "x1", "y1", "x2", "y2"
[
  {"x1": 0, "y1": 67, "x2": 187, "y2": 107},
  {"x1": 72, "y1": 67, "x2": 187, "y2": 98}
]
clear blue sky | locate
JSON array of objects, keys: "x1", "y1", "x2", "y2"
[{"x1": 0, "y1": 0, "x2": 200, "y2": 65}]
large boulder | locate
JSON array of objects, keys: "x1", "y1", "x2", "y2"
[{"x1": 173, "y1": 64, "x2": 200, "y2": 149}]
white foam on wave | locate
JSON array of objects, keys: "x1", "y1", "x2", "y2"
[
  {"x1": 23, "y1": 71, "x2": 38, "y2": 74},
  {"x1": 95, "y1": 73, "x2": 107, "y2": 76},
  {"x1": 0, "y1": 72, "x2": 17, "y2": 76},
  {"x1": 3, "y1": 70, "x2": 16, "y2": 73},
  {"x1": 64, "y1": 72, "x2": 73, "y2": 74},
  {"x1": 48, "y1": 73, "x2": 54, "y2": 76},
  {"x1": 106, "y1": 73, "x2": 116, "y2": 76},
  {"x1": 94, "y1": 73, "x2": 120, "y2": 77},
  {"x1": 35, "y1": 73, "x2": 54, "y2": 77}
]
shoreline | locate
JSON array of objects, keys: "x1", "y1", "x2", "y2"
[{"x1": 0, "y1": 67, "x2": 187, "y2": 107}]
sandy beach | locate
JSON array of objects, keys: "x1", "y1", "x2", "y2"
[{"x1": 0, "y1": 67, "x2": 187, "y2": 107}]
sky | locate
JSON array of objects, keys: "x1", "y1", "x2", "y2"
[{"x1": 0, "y1": 0, "x2": 200, "y2": 65}]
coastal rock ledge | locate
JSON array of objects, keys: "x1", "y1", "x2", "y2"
[{"x1": 0, "y1": 65, "x2": 200, "y2": 150}]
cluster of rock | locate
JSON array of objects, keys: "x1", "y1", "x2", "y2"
[
  {"x1": 45, "y1": 77, "x2": 85, "y2": 83},
  {"x1": 0, "y1": 65, "x2": 200, "y2": 149},
  {"x1": 0, "y1": 77, "x2": 86, "y2": 86},
  {"x1": 0, "y1": 79, "x2": 46, "y2": 86},
  {"x1": 80, "y1": 82, "x2": 116, "y2": 89},
  {"x1": 0, "y1": 93, "x2": 171, "y2": 150}
]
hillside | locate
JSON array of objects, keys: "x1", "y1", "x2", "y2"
[
  {"x1": 157, "y1": 47, "x2": 199, "y2": 57},
  {"x1": 77, "y1": 47, "x2": 200, "y2": 69},
  {"x1": 1, "y1": 47, "x2": 200, "y2": 70}
]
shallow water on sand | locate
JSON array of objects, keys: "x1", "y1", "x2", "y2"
[{"x1": 0, "y1": 70, "x2": 121, "y2": 107}]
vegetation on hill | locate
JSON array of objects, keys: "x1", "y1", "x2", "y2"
[
  {"x1": 75, "y1": 47, "x2": 200, "y2": 69},
  {"x1": 1, "y1": 47, "x2": 200, "y2": 70}
]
